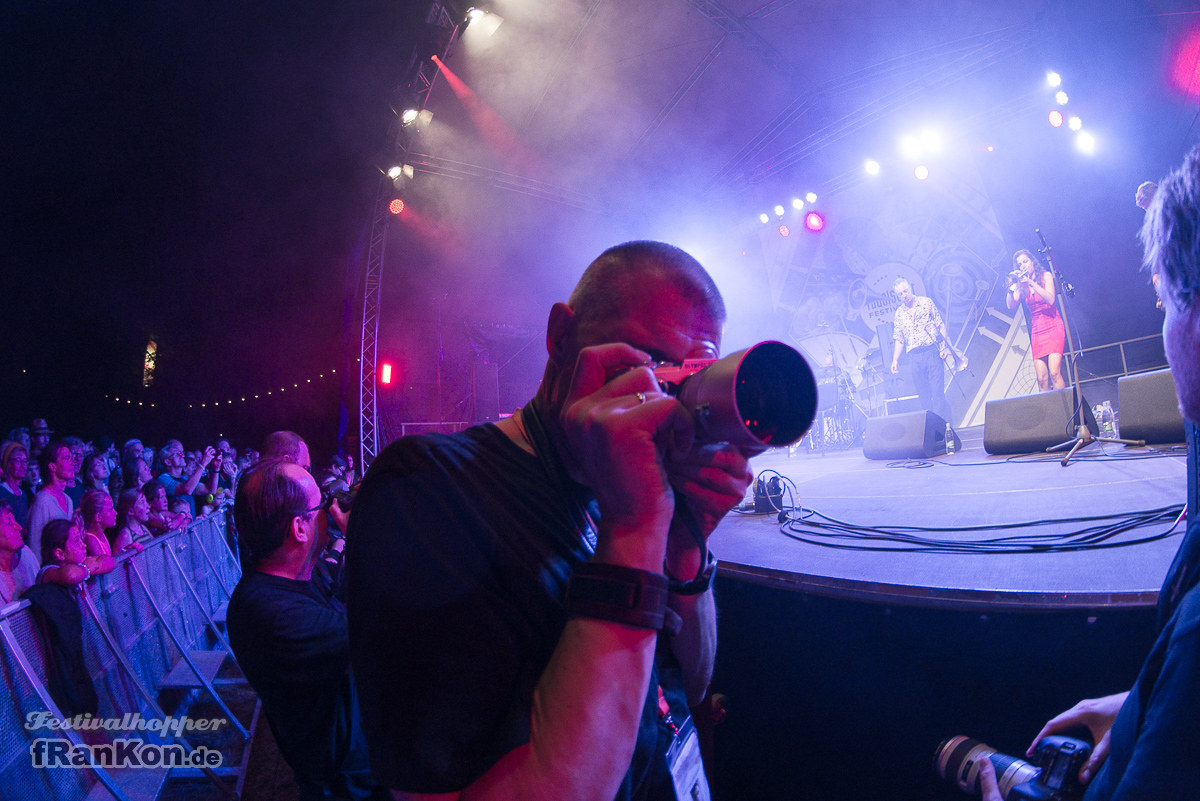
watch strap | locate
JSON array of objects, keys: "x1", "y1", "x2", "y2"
[{"x1": 565, "y1": 562, "x2": 669, "y2": 630}]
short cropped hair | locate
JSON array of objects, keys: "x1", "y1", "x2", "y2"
[
  {"x1": 143, "y1": 479, "x2": 167, "y2": 503},
  {"x1": 567, "y1": 241, "x2": 726, "y2": 342},
  {"x1": 38, "y1": 442, "x2": 70, "y2": 483},
  {"x1": 1142, "y1": 146, "x2": 1200, "y2": 310},
  {"x1": 261, "y1": 431, "x2": 307, "y2": 463},
  {"x1": 233, "y1": 458, "x2": 309, "y2": 565}
]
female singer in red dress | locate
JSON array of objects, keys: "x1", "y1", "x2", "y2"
[{"x1": 1006, "y1": 249, "x2": 1066, "y2": 390}]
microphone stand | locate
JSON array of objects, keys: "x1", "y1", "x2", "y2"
[{"x1": 1039, "y1": 229, "x2": 1144, "y2": 464}]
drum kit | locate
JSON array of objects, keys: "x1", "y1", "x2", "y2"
[{"x1": 800, "y1": 346, "x2": 887, "y2": 453}]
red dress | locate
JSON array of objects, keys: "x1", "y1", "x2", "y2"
[{"x1": 1024, "y1": 278, "x2": 1065, "y2": 359}]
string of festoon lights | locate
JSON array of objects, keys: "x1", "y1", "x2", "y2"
[{"x1": 102, "y1": 369, "x2": 339, "y2": 410}]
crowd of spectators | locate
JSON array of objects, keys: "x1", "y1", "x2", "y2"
[{"x1": 0, "y1": 417, "x2": 348, "y2": 608}]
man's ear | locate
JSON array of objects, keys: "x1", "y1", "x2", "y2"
[
  {"x1": 546, "y1": 302, "x2": 575, "y2": 368},
  {"x1": 289, "y1": 514, "x2": 310, "y2": 545}
]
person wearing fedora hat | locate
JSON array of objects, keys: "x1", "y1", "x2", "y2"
[{"x1": 29, "y1": 419, "x2": 54, "y2": 461}]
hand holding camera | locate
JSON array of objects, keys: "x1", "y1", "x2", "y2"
[{"x1": 560, "y1": 342, "x2": 683, "y2": 569}]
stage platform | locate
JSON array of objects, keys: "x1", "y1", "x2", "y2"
[{"x1": 713, "y1": 425, "x2": 1189, "y2": 610}]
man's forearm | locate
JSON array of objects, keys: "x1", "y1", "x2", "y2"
[{"x1": 453, "y1": 617, "x2": 659, "y2": 801}]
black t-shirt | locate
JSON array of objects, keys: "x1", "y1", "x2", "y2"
[
  {"x1": 346, "y1": 423, "x2": 689, "y2": 798},
  {"x1": 227, "y1": 562, "x2": 365, "y2": 785}
]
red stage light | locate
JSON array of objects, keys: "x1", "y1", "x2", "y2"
[
  {"x1": 380, "y1": 363, "x2": 393, "y2": 385},
  {"x1": 388, "y1": 198, "x2": 405, "y2": 215},
  {"x1": 779, "y1": 224, "x2": 790, "y2": 237},
  {"x1": 1048, "y1": 110, "x2": 1064, "y2": 128},
  {"x1": 1169, "y1": 29, "x2": 1200, "y2": 100},
  {"x1": 804, "y1": 211, "x2": 825, "y2": 232}
]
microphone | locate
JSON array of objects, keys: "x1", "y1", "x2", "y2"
[{"x1": 1036, "y1": 228, "x2": 1049, "y2": 249}]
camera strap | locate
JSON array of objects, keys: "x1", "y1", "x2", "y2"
[{"x1": 519, "y1": 396, "x2": 597, "y2": 552}]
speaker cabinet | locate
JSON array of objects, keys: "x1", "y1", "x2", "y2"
[
  {"x1": 983, "y1": 387, "x2": 1096, "y2": 455},
  {"x1": 863, "y1": 410, "x2": 948, "y2": 459},
  {"x1": 1118, "y1": 368, "x2": 1185, "y2": 444}
]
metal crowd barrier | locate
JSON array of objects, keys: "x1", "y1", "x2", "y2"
[{"x1": 0, "y1": 505, "x2": 255, "y2": 800}]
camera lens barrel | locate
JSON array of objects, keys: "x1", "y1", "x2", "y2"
[
  {"x1": 934, "y1": 736, "x2": 1041, "y2": 799},
  {"x1": 674, "y1": 340, "x2": 817, "y2": 449}
]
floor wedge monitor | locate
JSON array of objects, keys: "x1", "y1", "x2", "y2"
[
  {"x1": 983, "y1": 387, "x2": 1096, "y2": 455},
  {"x1": 1118, "y1": 368, "x2": 1185, "y2": 444},
  {"x1": 863, "y1": 410, "x2": 948, "y2": 460}
]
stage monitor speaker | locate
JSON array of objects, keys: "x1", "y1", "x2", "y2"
[
  {"x1": 1118, "y1": 368, "x2": 1185, "y2": 444},
  {"x1": 983, "y1": 387, "x2": 1096, "y2": 455},
  {"x1": 863, "y1": 410, "x2": 948, "y2": 459}
]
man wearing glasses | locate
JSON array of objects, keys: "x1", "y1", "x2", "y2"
[{"x1": 227, "y1": 458, "x2": 385, "y2": 801}]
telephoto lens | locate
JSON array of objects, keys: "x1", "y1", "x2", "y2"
[{"x1": 934, "y1": 736, "x2": 1040, "y2": 798}]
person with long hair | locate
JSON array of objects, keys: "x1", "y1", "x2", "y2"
[
  {"x1": 111, "y1": 488, "x2": 151, "y2": 555},
  {"x1": 79, "y1": 453, "x2": 112, "y2": 494},
  {"x1": 37, "y1": 518, "x2": 114, "y2": 586},
  {"x1": 79, "y1": 489, "x2": 118, "y2": 558},
  {"x1": 1006, "y1": 249, "x2": 1066, "y2": 391}
]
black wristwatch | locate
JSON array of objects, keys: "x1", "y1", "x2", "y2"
[{"x1": 667, "y1": 550, "x2": 717, "y2": 596}]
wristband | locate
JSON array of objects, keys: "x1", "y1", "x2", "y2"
[
  {"x1": 667, "y1": 549, "x2": 717, "y2": 596},
  {"x1": 565, "y1": 562, "x2": 669, "y2": 630}
]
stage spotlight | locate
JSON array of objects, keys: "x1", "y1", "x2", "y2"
[
  {"x1": 465, "y1": 7, "x2": 503, "y2": 37},
  {"x1": 380, "y1": 362, "x2": 394, "y2": 385},
  {"x1": 779, "y1": 224, "x2": 790, "y2": 237},
  {"x1": 804, "y1": 211, "x2": 825, "y2": 232},
  {"x1": 388, "y1": 198, "x2": 406, "y2": 215},
  {"x1": 387, "y1": 165, "x2": 404, "y2": 179},
  {"x1": 805, "y1": 191, "x2": 818, "y2": 203},
  {"x1": 1076, "y1": 131, "x2": 1096, "y2": 154},
  {"x1": 759, "y1": 213, "x2": 770, "y2": 224},
  {"x1": 864, "y1": 159, "x2": 881, "y2": 175},
  {"x1": 401, "y1": 108, "x2": 420, "y2": 125},
  {"x1": 774, "y1": 204, "x2": 785, "y2": 217},
  {"x1": 914, "y1": 165, "x2": 930, "y2": 180},
  {"x1": 1047, "y1": 71, "x2": 1062, "y2": 88},
  {"x1": 1048, "y1": 110, "x2": 1064, "y2": 127},
  {"x1": 1055, "y1": 90, "x2": 1069, "y2": 105},
  {"x1": 1068, "y1": 115, "x2": 1082, "y2": 131},
  {"x1": 900, "y1": 135, "x2": 921, "y2": 159},
  {"x1": 791, "y1": 197, "x2": 805, "y2": 210}
]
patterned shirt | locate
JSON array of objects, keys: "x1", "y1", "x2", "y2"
[{"x1": 893, "y1": 296, "x2": 944, "y2": 352}]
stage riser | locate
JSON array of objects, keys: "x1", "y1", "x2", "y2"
[{"x1": 711, "y1": 577, "x2": 1156, "y2": 801}]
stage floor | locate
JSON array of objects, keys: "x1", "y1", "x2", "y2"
[{"x1": 714, "y1": 425, "x2": 1189, "y2": 609}]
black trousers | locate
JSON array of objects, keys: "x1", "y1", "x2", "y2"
[{"x1": 908, "y1": 345, "x2": 949, "y2": 421}]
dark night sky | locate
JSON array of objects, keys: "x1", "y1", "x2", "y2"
[{"x1": 2, "y1": 1, "x2": 427, "y2": 453}]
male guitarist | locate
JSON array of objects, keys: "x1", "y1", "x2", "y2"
[{"x1": 890, "y1": 277, "x2": 951, "y2": 420}]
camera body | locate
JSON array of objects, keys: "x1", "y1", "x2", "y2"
[
  {"x1": 935, "y1": 734, "x2": 1091, "y2": 801},
  {"x1": 645, "y1": 340, "x2": 817, "y2": 451}
]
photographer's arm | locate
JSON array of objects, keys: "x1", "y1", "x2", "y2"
[{"x1": 398, "y1": 344, "x2": 682, "y2": 801}]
